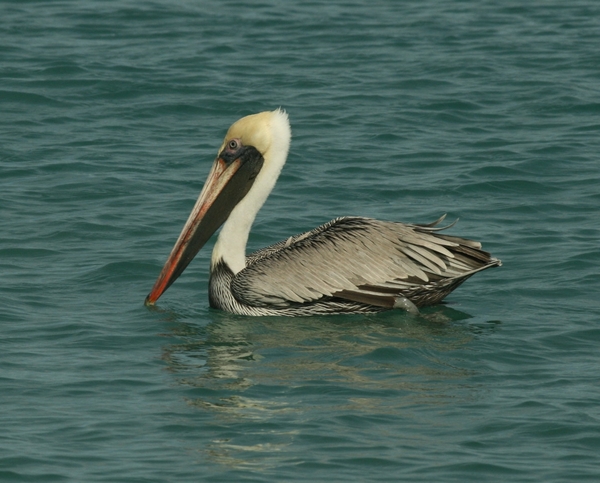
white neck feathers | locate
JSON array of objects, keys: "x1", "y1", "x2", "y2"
[{"x1": 211, "y1": 109, "x2": 291, "y2": 274}]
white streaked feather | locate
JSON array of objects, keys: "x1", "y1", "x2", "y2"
[{"x1": 231, "y1": 217, "x2": 497, "y2": 308}]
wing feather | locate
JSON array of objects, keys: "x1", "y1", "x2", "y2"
[{"x1": 232, "y1": 217, "x2": 498, "y2": 308}]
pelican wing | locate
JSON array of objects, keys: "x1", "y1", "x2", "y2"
[{"x1": 232, "y1": 216, "x2": 497, "y2": 309}]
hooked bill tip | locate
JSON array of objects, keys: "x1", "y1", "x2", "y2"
[{"x1": 144, "y1": 294, "x2": 156, "y2": 307}]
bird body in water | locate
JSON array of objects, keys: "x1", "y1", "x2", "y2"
[{"x1": 146, "y1": 109, "x2": 501, "y2": 316}]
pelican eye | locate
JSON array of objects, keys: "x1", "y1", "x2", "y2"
[{"x1": 220, "y1": 138, "x2": 245, "y2": 163}]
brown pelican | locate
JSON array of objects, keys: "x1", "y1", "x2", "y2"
[{"x1": 145, "y1": 109, "x2": 501, "y2": 316}]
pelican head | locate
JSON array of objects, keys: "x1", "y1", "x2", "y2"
[{"x1": 145, "y1": 109, "x2": 291, "y2": 305}]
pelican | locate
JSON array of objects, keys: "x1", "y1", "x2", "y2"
[{"x1": 145, "y1": 109, "x2": 501, "y2": 316}]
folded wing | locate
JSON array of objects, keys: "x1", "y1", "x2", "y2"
[{"x1": 232, "y1": 216, "x2": 500, "y2": 309}]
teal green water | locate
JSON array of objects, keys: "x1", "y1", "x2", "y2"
[{"x1": 2, "y1": 1, "x2": 600, "y2": 481}]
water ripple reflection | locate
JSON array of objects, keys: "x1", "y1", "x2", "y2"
[{"x1": 160, "y1": 309, "x2": 500, "y2": 470}]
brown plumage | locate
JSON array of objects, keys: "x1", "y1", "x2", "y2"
[{"x1": 217, "y1": 215, "x2": 500, "y2": 315}]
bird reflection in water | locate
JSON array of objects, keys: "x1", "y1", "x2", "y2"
[
  {"x1": 161, "y1": 307, "x2": 499, "y2": 407},
  {"x1": 158, "y1": 307, "x2": 500, "y2": 468}
]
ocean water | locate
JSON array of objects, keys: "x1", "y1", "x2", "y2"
[{"x1": 2, "y1": 0, "x2": 600, "y2": 481}]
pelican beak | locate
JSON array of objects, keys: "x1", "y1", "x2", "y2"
[{"x1": 145, "y1": 145, "x2": 263, "y2": 305}]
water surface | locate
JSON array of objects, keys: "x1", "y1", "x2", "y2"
[{"x1": 2, "y1": 1, "x2": 600, "y2": 482}]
